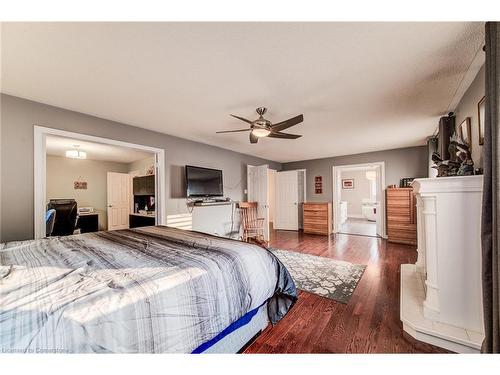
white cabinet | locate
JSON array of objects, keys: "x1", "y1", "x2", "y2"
[{"x1": 339, "y1": 201, "x2": 348, "y2": 224}]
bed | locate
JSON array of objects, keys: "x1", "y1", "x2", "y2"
[{"x1": 0, "y1": 226, "x2": 297, "y2": 353}]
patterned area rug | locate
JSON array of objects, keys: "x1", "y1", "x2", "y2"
[{"x1": 269, "y1": 248, "x2": 366, "y2": 303}]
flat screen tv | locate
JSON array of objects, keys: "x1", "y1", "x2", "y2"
[{"x1": 185, "y1": 165, "x2": 223, "y2": 198}]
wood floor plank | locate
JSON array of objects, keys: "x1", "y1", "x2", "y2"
[{"x1": 245, "y1": 229, "x2": 450, "y2": 354}]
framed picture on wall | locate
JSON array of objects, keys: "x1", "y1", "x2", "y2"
[
  {"x1": 342, "y1": 178, "x2": 354, "y2": 189},
  {"x1": 478, "y1": 96, "x2": 485, "y2": 145},
  {"x1": 458, "y1": 117, "x2": 472, "y2": 148}
]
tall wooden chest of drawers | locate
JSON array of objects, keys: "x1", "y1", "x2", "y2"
[
  {"x1": 386, "y1": 187, "x2": 417, "y2": 246},
  {"x1": 303, "y1": 202, "x2": 332, "y2": 235}
]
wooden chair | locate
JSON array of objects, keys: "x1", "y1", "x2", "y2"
[{"x1": 237, "y1": 201, "x2": 266, "y2": 244}]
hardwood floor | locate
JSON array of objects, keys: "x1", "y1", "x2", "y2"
[{"x1": 244, "y1": 229, "x2": 450, "y2": 354}]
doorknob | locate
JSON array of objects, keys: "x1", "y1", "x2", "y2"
[{"x1": 108, "y1": 205, "x2": 113, "y2": 208}]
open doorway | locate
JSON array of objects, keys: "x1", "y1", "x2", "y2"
[
  {"x1": 44, "y1": 135, "x2": 157, "y2": 236},
  {"x1": 34, "y1": 126, "x2": 166, "y2": 239},
  {"x1": 332, "y1": 162, "x2": 386, "y2": 238}
]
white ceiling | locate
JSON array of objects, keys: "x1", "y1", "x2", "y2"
[
  {"x1": 1, "y1": 22, "x2": 485, "y2": 163},
  {"x1": 46, "y1": 135, "x2": 153, "y2": 163}
]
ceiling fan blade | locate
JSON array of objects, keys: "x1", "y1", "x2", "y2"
[
  {"x1": 249, "y1": 132, "x2": 259, "y2": 144},
  {"x1": 216, "y1": 128, "x2": 250, "y2": 134},
  {"x1": 271, "y1": 114, "x2": 304, "y2": 132},
  {"x1": 268, "y1": 132, "x2": 302, "y2": 139},
  {"x1": 230, "y1": 114, "x2": 254, "y2": 125}
]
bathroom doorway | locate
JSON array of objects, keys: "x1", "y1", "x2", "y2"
[{"x1": 332, "y1": 162, "x2": 386, "y2": 238}]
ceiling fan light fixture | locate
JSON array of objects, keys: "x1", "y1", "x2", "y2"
[
  {"x1": 252, "y1": 128, "x2": 271, "y2": 138},
  {"x1": 218, "y1": 108, "x2": 304, "y2": 143}
]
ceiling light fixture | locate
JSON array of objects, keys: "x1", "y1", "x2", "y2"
[
  {"x1": 365, "y1": 170, "x2": 377, "y2": 180},
  {"x1": 251, "y1": 128, "x2": 271, "y2": 138},
  {"x1": 66, "y1": 145, "x2": 87, "y2": 159}
]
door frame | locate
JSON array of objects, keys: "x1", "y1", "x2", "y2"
[
  {"x1": 247, "y1": 164, "x2": 270, "y2": 240},
  {"x1": 294, "y1": 169, "x2": 307, "y2": 229},
  {"x1": 34, "y1": 125, "x2": 166, "y2": 239},
  {"x1": 331, "y1": 161, "x2": 387, "y2": 238}
]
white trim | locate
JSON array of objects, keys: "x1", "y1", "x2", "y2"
[
  {"x1": 295, "y1": 168, "x2": 306, "y2": 230},
  {"x1": 34, "y1": 126, "x2": 166, "y2": 239},
  {"x1": 332, "y1": 161, "x2": 387, "y2": 238},
  {"x1": 294, "y1": 168, "x2": 307, "y2": 203},
  {"x1": 412, "y1": 175, "x2": 483, "y2": 194}
]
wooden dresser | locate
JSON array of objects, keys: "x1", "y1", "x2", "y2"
[
  {"x1": 303, "y1": 202, "x2": 332, "y2": 235},
  {"x1": 386, "y1": 187, "x2": 417, "y2": 246}
]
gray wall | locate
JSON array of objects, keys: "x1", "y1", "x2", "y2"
[
  {"x1": 453, "y1": 65, "x2": 485, "y2": 169},
  {"x1": 0, "y1": 94, "x2": 281, "y2": 242},
  {"x1": 283, "y1": 146, "x2": 428, "y2": 203},
  {"x1": 128, "y1": 156, "x2": 155, "y2": 176}
]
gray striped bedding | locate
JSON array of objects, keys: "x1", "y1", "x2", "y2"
[{"x1": 0, "y1": 226, "x2": 296, "y2": 353}]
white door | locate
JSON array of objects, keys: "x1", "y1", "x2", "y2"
[
  {"x1": 275, "y1": 170, "x2": 299, "y2": 230},
  {"x1": 247, "y1": 165, "x2": 270, "y2": 240},
  {"x1": 107, "y1": 172, "x2": 130, "y2": 230}
]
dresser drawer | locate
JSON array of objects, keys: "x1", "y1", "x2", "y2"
[
  {"x1": 303, "y1": 224, "x2": 329, "y2": 235},
  {"x1": 303, "y1": 204, "x2": 328, "y2": 212},
  {"x1": 387, "y1": 189, "x2": 411, "y2": 198},
  {"x1": 303, "y1": 210, "x2": 328, "y2": 219},
  {"x1": 387, "y1": 214, "x2": 412, "y2": 224},
  {"x1": 387, "y1": 228, "x2": 417, "y2": 241},
  {"x1": 387, "y1": 198, "x2": 411, "y2": 207},
  {"x1": 388, "y1": 221, "x2": 415, "y2": 230},
  {"x1": 388, "y1": 234, "x2": 417, "y2": 246},
  {"x1": 387, "y1": 206, "x2": 410, "y2": 216},
  {"x1": 304, "y1": 218, "x2": 329, "y2": 228}
]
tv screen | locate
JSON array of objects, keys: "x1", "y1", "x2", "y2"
[{"x1": 185, "y1": 165, "x2": 223, "y2": 197}]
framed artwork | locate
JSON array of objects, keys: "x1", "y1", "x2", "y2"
[
  {"x1": 74, "y1": 181, "x2": 87, "y2": 189},
  {"x1": 342, "y1": 179, "x2": 354, "y2": 189},
  {"x1": 315, "y1": 176, "x2": 323, "y2": 194},
  {"x1": 478, "y1": 96, "x2": 485, "y2": 145},
  {"x1": 458, "y1": 117, "x2": 472, "y2": 148}
]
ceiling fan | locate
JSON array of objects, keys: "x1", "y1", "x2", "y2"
[{"x1": 216, "y1": 107, "x2": 304, "y2": 144}]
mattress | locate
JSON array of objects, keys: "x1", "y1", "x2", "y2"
[
  {"x1": 197, "y1": 303, "x2": 269, "y2": 353},
  {"x1": 0, "y1": 226, "x2": 296, "y2": 353}
]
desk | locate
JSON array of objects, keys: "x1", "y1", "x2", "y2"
[
  {"x1": 129, "y1": 213, "x2": 155, "y2": 228},
  {"x1": 77, "y1": 213, "x2": 99, "y2": 233}
]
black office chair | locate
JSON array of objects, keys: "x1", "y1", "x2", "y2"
[
  {"x1": 45, "y1": 209, "x2": 56, "y2": 237},
  {"x1": 47, "y1": 199, "x2": 79, "y2": 236}
]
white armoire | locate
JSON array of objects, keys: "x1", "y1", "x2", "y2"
[{"x1": 400, "y1": 175, "x2": 485, "y2": 353}]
